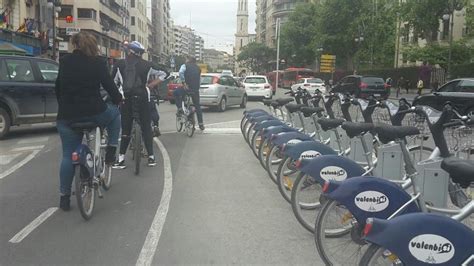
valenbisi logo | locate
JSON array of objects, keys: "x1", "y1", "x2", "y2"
[
  {"x1": 287, "y1": 139, "x2": 302, "y2": 145},
  {"x1": 320, "y1": 166, "x2": 347, "y2": 181},
  {"x1": 354, "y1": 191, "x2": 389, "y2": 212},
  {"x1": 408, "y1": 234, "x2": 455, "y2": 264},
  {"x1": 299, "y1": 150, "x2": 321, "y2": 161}
]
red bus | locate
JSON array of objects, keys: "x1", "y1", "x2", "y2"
[
  {"x1": 281, "y1": 68, "x2": 315, "y2": 89},
  {"x1": 265, "y1": 70, "x2": 283, "y2": 95}
]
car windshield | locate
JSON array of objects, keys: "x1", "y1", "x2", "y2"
[
  {"x1": 244, "y1": 77, "x2": 266, "y2": 84},
  {"x1": 201, "y1": 75, "x2": 216, "y2": 85},
  {"x1": 362, "y1": 77, "x2": 384, "y2": 84},
  {"x1": 308, "y1": 78, "x2": 323, "y2": 84}
]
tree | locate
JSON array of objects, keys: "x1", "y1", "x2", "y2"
[
  {"x1": 280, "y1": 3, "x2": 319, "y2": 67},
  {"x1": 403, "y1": 41, "x2": 474, "y2": 69},
  {"x1": 237, "y1": 42, "x2": 275, "y2": 73}
]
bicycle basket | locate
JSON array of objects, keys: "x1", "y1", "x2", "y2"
[
  {"x1": 444, "y1": 124, "x2": 474, "y2": 157},
  {"x1": 402, "y1": 113, "x2": 428, "y2": 135},
  {"x1": 374, "y1": 109, "x2": 392, "y2": 124}
]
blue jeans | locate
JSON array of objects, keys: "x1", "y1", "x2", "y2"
[{"x1": 56, "y1": 104, "x2": 121, "y2": 195}]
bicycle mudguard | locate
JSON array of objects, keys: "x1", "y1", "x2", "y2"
[
  {"x1": 299, "y1": 155, "x2": 364, "y2": 183},
  {"x1": 254, "y1": 119, "x2": 285, "y2": 132},
  {"x1": 283, "y1": 140, "x2": 337, "y2": 161},
  {"x1": 262, "y1": 125, "x2": 296, "y2": 141},
  {"x1": 269, "y1": 131, "x2": 312, "y2": 146},
  {"x1": 72, "y1": 144, "x2": 94, "y2": 178},
  {"x1": 243, "y1": 111, "x2": 268, "y2": 119},
  {"x1": 363, "y1": 213, "x2": 474, "y2": 266},
  {"x1": 249, "y1": 114, "x2": 277, "y2": 124},
  {"x1": 243, "y1": 108, "x2": 267, "y2": 115},
  {"x1": 324, "y1": 176, "x2": 420, "y2": 225}
]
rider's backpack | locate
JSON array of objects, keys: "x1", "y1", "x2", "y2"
[{"x1": 122, "y1": 60, "x2": 144, "y2": 95}]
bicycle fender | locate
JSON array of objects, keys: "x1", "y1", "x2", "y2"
[
  {"x1": 73, "y1": 144, "x2": 94, "y2": 178},
  {"x1": 284, "y1": 140, "x2": 337, "y2": 160},
  {"x1": 244, "y1": 108, "x2": 267, "y2": 115},
  {"x1": 244, "y1": 110, "x2": 268, "y2": 118},
  {"x1": 262, "y1": 126, "x2": 296, "y2": 141},
  {"x1": 324, "y1": 176, "x2": 420, "y2": 225},
  {"x1": 299, "y1": 155, "x2": 364, "y2": 183},
  {"x1": 249, "y1": 115, "x2": 277, "y2": 124},
  {"x1": 254, "y1": 119, "x2": 285, "y2": 132},
  {"x1": 270, "y1": 131, "x2": 312, "y2": 146},
  {"x1": 363, "y1": 213, "x2": 474, "y2": 266}
]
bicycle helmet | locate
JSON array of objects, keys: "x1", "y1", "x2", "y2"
[{"x1": 128, "y1": 41, "x2": 145, "y2": 56}]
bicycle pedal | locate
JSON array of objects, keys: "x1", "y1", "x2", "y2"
[{"x1": 97, "y1": 188, "x2": 103, "y2": 198}]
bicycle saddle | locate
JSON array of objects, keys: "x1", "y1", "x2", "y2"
[
  {"x1": 262, "y1": 99, "x2": 273, "y2": 106},
  {"x1": 270, "y1": 101, "x2": 280, "y2": 108},
  {"x1": 300, "y1": 107, "x2": 325, "y2": 117},
  {"x1": 317, "y1": 118, "x2": 345, "y2": 131},
  {"x1": 276, "y1": 98, "x2": 294, "y2": 106},
  {"x1": 69, "y1": 122, "x2": 99, "y2": 131},
  {"x1": 374, "y1": 124, "x2": 420, "y2": 144},
  {"x1": 341, "y1": 122, "x2": 374, "y2": 139},
  {"x1": 441, "y1": 157, "x2": 474, "y2": 188},
  {"x1": 285, "y1": 103, "x2": 306, "y2": 113}
]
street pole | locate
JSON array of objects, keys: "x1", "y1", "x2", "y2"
[
  {"x1": 275, "y1": 18, "x2": 281, "y2": 91},
  {"x1": 52, "y1": 8, "x2": 57, "y2": 61},
  {"x1": 447, "y1": 13, "x2": 454, "y2": 79}
]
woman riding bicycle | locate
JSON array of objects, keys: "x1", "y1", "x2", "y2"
[{"x1": 55, "y1": 32, "x2": 123, "y2": 211}]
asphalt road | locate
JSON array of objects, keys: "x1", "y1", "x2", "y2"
[{"x1": 0, "y1": 90, "x2": 323, "y2": 265}]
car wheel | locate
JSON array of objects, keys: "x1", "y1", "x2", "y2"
[
  {"x1": 218, "y1": 96, "x2": 227, "y2": 112},
  {"x1": 240, "y1": 95, "x2": 247, "y2": 108},
  {"x1": 0, "y1": 107, "x2": 11, "y2": 139}
]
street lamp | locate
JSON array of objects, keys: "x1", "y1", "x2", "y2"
[
  {"x1": 316, "y1": 46, "x2": 323, "y2": 72},
  {"x1": 354, "y1": 36, "x2": 364, "y2": 73},
  {"x1": 443, "y1": 0, "x2": 464, "y2": 79}
]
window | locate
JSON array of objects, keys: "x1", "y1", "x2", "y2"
[
  {"x1": 131, "y1": 34, "x2": 136, "y2": 41},
  {"x1": 131, "y1": 16, "x2": 135, "y2": 26},
  {"x1": 58, "y1": 5, "x2": 73, "y2": 19},
  {"x1": 37, "y1": 61, "x2": 59, "y2": 82},
  {"x1": 5, "y1": 59, "x2": 35, "y2": 82},
  {"x1": 460, "y1": 80, "x2": 474, "y2": 93},
  {"x1": 0, "y1": 60, "x2": 10, "y2": 81},
  {"x1": 438, "y1": 81, "x2": 460, "y2": 92},
  {"x1": 131, "y1": 0, "x2": 135, "y2": 8},
  {"x1": 78, "y1": 8, "x2": 96, "y2": 20}
]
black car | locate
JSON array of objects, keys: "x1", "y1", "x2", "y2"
[
  {"x1": 331, "y1": 75, "x2": 390, "y2": 99},
  {"x1": 413, "y1": 78, "x2": 474, "y2": 116},
  {"x1": 0, "y1": 55, "x2": 59, "y2": 139}
]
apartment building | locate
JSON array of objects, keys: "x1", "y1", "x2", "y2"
[
  {"x1": 150, "y1": 0, "x2": 171, "y2": 64},
  {"x1": 203, "y1": 48, "x2": 234, "y2": 71},
  {"x1": 194, "y1": 35, "x2": 204, "y2": 61},
  {"x1": 172, "y1": 25, "x2": 203, "y2": 61},
  {"x1": 129, "y1": 0, "x2": 148, "y2": 58}
]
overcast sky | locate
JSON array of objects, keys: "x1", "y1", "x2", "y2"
[{"x1": 170, "y1": 0, "x2": 256, "y2": 54}]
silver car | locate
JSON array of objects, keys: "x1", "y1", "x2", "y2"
[{"x1": 199, "y1": 73, "x2": 247, "y2": 112}]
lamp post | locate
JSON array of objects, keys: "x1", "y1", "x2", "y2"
[
  {"x1": 316, "y1": 47, "x2": 323, "y2": 72},
  {"x1": 443, "y1": 0, "x2": 464, "y2": 79},
  {"x1": 354, "y1": 36, "x2": 364, "y2": 73},
  {"x1": 275, "y1": 17, "x2": 281, "y2": 91},
  {"x1": 47, "y1": 0, "x2": 61, "y2": 61}
]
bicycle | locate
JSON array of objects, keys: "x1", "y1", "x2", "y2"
[
  {"x1": 70, "y1": 122, "x2": 112, "y2": 220},
  {"x1": 129, "y1": 96, "x2": 146, "y2": 175},
  {"x1": 176, "y1": 90, "x2": 197, "y2": 137}
]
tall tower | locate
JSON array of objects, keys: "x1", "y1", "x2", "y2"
[{"x1": 235, "y1": 0, "x2": 249, "y2": 75}]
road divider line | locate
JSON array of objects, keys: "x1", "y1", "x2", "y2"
[
  {"x1": 201, "y1": 128, "x2": 241, "y2": 134},
  {"x1": 205, "y1": 120, "x2": 241, "y2": 127},
  {"x1": 18, "y1": 136, "x2": 49, "y2": 144},
  {"x1": 136, "y1": 137, "x2": 173, "y2": 266},
  {"x1": 8, "y1": 207, "x2": 58, "y2": 243},
  {"x1": 11, "y1": 145, "x2": 45, "y2": 152},
  {"x1": 0, "y1": 150, "x2": 40, "y2": 180}
]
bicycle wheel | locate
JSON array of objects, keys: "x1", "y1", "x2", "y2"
[
  {"x1": 276, "y1": 156, "x2": 299, "y2": 204},
  {"x1": 245, "y1": 122, "x2": 256, "y2": 144},
  {"x1": 186, "y1": 115, "x2": 195, "y2": 137},
  {"x1": 74, "y1": 165, "x2": 95, "y2": 220},
  {"x1": 290, "y1": 173, "x2": 322, "y2": 232},
  {"x1": 359, "y1": 244, "x2": 402, "y2": 266},
  {"x1": 99, "y1": 131, "x2": 112, "y2": 190},
  {"x1": 250, "y1": 130, "x2": 261, "y2": 158},
  {"x1": 176, "y1": 114, "x2": 184, "y2": 132},
  {"x1": 134, "y1": 123, "x2": 142, "y2": 175},
  {"x1": 265, "y1": 144, "x2": 284, "y2": 184},
  {"x1": 258, "y1": 138, "x2": 270, "y2": 168},
  {"x1": 315, "y1": 199, "x2": 364, "y2": 265}
]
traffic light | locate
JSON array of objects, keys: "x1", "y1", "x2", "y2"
[{"x1": 66, "y1": 15, "x2": 73, "y2": 23}]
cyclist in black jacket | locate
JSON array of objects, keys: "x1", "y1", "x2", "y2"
[{"x1": 112, "y1": 41, "x2": 169, "y2": 169}]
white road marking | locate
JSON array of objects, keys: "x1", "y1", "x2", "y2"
[
  {"x1": 11, "y1": 145, "x2": 45, "y2": 152},
  {"x1": 0, "y1": 150, "x2": 40, "y2": 180},
  {"x1": 205, "y1": 120, "x2": 241, "y2": 127},
  {"x1": 136, "y1": 137, "x2": 173, "y2": 266},
  {"x1": 18, "y1": 137, "x2": 49, "y2": 144},
  {"x1": 0, "y1": 153, "x2": 22, "y2": 165},
  {"x1": 8, "y1": 207, "x2": 58, "y2": 243},
  {"x1": 201, "y1": 128, "x2": 241, "y2": 134}
]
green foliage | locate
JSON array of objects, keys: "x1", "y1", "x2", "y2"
[
  {"x1": 403, "y1": 41, "x2": 474, "y2": 69},
  {"x1": 237, "y1": 42, "x2": 275, "y2": 73},
  {"x1": 400, "y1": 0, "x2": 447, "y2": 43}
]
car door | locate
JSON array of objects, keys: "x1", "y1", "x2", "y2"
[
  {"x1": 457, "y1": 80, "x2": 474, "y2": 114},
  {"x1": 217, "y1": 76, "x2": 229, "y2": 101},
  {"x1": 4, "y1": 58, "x2": 45, "y2": 124},
  {"x1": 35, "y1": 60, "x2": 59, "y2": 122},
  {"x1": 435, "y1": 80, "x2": 461, "y2": 111},
  {"x1": 229, "y1": 77, "x2": 243, "y2": 105},
  {"x1": 346, "y1": 76, "x2": 358, "y2": 95}
]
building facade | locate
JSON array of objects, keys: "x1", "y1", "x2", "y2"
[
  {"x1": 235, "y1": 0, "x2": 255, "y2": 75},
  {"x1": 150, "y1": 0, "x2": 171, "y2": 64},
  {"x1": 203, "y1": 48, "x2": 234, "y2": 71},
  {"x1": 171, "y1": 24, "x2": 204, "y2": 62}
]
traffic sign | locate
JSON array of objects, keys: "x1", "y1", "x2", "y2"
[
  {"x1": 66, "y1": 27, "x2": 80, "y2": 36},
  {"x1": 320, "y1": 54, "x2": 336, "y2": 73}
]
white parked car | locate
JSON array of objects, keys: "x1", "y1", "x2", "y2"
[
  {"x1": 242, "y1": 75, "x2": 273, "y2": 99},
  {"x1": 291, "y1": 78, "x2": 326, "y2": 94}
]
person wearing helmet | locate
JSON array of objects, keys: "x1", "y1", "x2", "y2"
[{"x1": 112, "y1": 41, "x2": 170, "y2": 169}]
